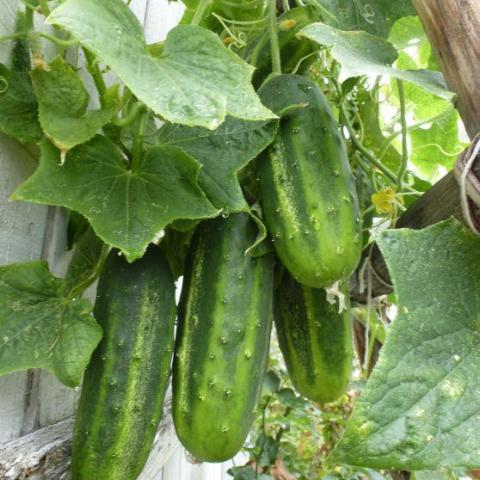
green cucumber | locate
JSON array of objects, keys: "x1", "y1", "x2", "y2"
[
  {"x1": 71, "y1": 247, "x2": 176, "y2": 480},
  {"x1": 257, "y1": 74, "x2": 362, "y2": 288},
  {"x1": 246, "y1": 7, "x2": 318, "y2": 88},
  {"x1": 275, "y1": 268, "x2": 353, "y2": 403},
  {"x1": 173, "y1": 213, "x2": 273, "y2": 462}
]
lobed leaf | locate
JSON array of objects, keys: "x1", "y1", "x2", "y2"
[
  {"x1": 299, "y1": 23, "x2": 454, "y2": 100},
  {"x1": 307, "y1": 0, "x2": 416, "y2": 38},
  {"x1": 48, "y1": 0, "x2": 274, "y2": 129},
  {"x1": 0, "y1": 13, "x2": 42, "y2": 143},
  {"x1": 12, "y1": 137, "x2": 219, "y2": 262},
  {"x1": 0, "y1": 261, "x2": 102, "y2": 387},
  {"x1": 156, "y1": 117, "x2": 278, "y2": 213},
  {"x1": 332, "y1": 220, "x2": 480, "y2": 470},
  {"x1": 32, "y1": 57, "x2": 120, "y2": 154}
]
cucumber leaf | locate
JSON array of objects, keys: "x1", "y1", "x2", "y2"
[
  {"x1": 12, "y1": 137, "x2": 218, "y2": 262},
  {"x1": 332, "y1": 219, "x2": 480, "y2": 470},
  {"x1": 409, "y1": 109, "x2": 466, "y2": 181},
  {"x1": 299, "y1": 23, "x2": 453, "y2": 100},
  {"x1": 0, "y1": 13, "x2": 42, "y2": 143},
  {"x1": 156, "y1": 117, "x2": 278, "y2": 213},
  {"x1": 307, "y1": 0, "x2": 416, "y2": 38},
  {"x1": 64, "y1": 227, "x2": 106, "y2": 296},
  {"x1": 32, "y1": 57, "x2": 120, "y2": 155},
  {"x1": 48, "y1": 0, "x2": 274, "y2": 129},
  {"x1": 0, "y1": 261, "x2": 102, "y2": 387}
]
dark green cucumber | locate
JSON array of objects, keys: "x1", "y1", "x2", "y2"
[
  {"x1": 173, "y1": 213, "x2": 273, "y2": 462},
  {"x1": 257, "y1": 74, "x2": 362, "y2": 288},
  {"x1": 71, "y1": 247, "x2": 176, "y2": 480},
  {"x1": 246, "y1": 7, "x2": 318, "y2": 88},
  {"x1": 275, "y1": 269, "x2": 353, "y2": 403}
]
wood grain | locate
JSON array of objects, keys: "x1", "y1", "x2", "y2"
[
  {"x1": 412, "y1": 0, "x2": 480, "y2": 139},
  {"x1": 0, "y1": 397, "x2": 180, "y2": 480}
]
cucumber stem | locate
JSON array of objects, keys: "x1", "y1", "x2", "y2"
[
  {"x1": 0, "y1": 32, "x2": 27, "y2": 43},
  {"x1": 191, "y1": 0, "x2": 210, "y2": 26},
  {"x1": 39, "y1": 0, "x2": 50, "y2": 16},
  {"x1": 268, "y1": 0, "x2": 282, "y2": 74},
  {"x1": 132, "y1": 110, "x2": 148, "y2": 171},
  {"x1": 83, "y1": 48, "x2": 107, "y2": 100},
  {"x1": 396, "y1": 79, "x2": 408, "y2": 190},
  {"x1": 113, "y1": 101, "x2": 146, "y2": 127}
]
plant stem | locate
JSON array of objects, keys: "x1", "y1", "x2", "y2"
[
  {"x1": 38, "y1": 32, "x2": 77, "y2": 48},
  {"x1": 0, "y1": 32, "x2": 27, "y2": 43},
  {"x1": 191, "y1": 0, "x2": 210, "y2": 26},
  {"x1": 378, "y1": 107, "x2": 453, "y2": 161},
  {"x1": 39, "y1": 0, "x2": 50, "y2": 16},
  {"x1": 396, "y1": 79, "x2": 408, "y2": 190},
  {"x1": 339, "y1": 104, "x2": 398, "y2": 184},
  {"x1": 113, "y1": 101, "x2": 146, "y2": 127},
  {"x1": 268, "y1": 0, "x2": 281, "y2": 74},
  {"x1": 83, "y1": 48, "x2": 107, "y2": 100},
  {"x1": 132, "y1": 110, "x2": 148, "y2": 171},
  {"x1": 24, "y1": 5, "x2": 34, "y2": 30},
  {"x1": 281, "y1": 0, "x2": 290, "y2": 11}
]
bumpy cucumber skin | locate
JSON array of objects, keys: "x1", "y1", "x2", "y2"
[
  {"x1": 71, "y1": 248, "x2": 176, "y2": 480},
  {"x1": 257, "y1": 74, "x2": 362, "y2": 288},
  {"x1": 173, "y1": 213, "x2": 273, "y2": 463},
  {"x1": 275, "y1": 269, "x2": 353, "y2": 403}
]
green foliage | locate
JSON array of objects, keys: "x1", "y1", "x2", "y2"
[
  {"x1": 333, "y1": 220, "x2": 480, "y2": 469},
  {"x1": 32, "y1": 57, "x2": 119, "y2": 154},
  {"x1": 299, "y1": 23, "x2": 453, "y2": 99},
  {"x1": 0, "y1": 261, "x2": 102, "y2": 387},
  {"x1": 0, "y1": 0, "x2": 476, "y2": 477},
  {"x1": 13, "y1": 138, "x2": 218, "y2": 262},
  {"x1": 49, "y1": 0, "x2": 274, "y2": 129},
  {"x1": 156, "y1": 116, "x2": 278, "y2": 212},
  {"x1": 0, "y1": 13, "x2": 42, "y2": 143},
  {"x1": 306, "y1": 0, "x2": 416, "y2": 38}
]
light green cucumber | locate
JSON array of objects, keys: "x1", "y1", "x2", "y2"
[
  {"x1": 173, "y1": 213, "x2": 273, "y2": 462},
  {"x1": 257, "y1": 74, "x2": 362, "y2": 288}
]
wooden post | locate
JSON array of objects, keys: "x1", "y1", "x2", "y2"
[
  {"x1": 351, "y1": 0, "x2": 480, "y2": 302},
  {"x1": 412, "y1": 0, "x2": 480, "y2": 139}
]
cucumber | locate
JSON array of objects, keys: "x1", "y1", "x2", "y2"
[
  {"x1": 173, "y1": 213, "x2": 273, "y2": 462},
  {"x1": 275, "y1": 268, "x2": 353, "y2": 403},
  {"x1": 257, "y1": 74, "x2": 362, "y2": 288},
  {"x1": 71, "y1": 247, "x2": 176, "y2": 480},
  {"x1": 246, "y1": 7, "x2": 318, "y2": 88}
]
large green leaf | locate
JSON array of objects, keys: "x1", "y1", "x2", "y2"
[
  {"x1": 13, "y1": 137, "x2": 218, "y2": 261},
  {"x1": 32, "y1": 57, "x2": 119, "y2": 155},
  {"x1": 48, "y1": 0, "x2": 274, "y2": 129},
  {"x1": 0, "y1": 13, "x2": 42, "y2": 143},
  {"x1": 332, "y1": 220, "x2": 480, "y2": 470},
  {"x1": 308, "y1": 0, "x2": 415, "y2": 38},
  {"x1": 156, "y1": 117, "x2": 278, "y2": 213},
  {"x1": 299, "y1": 23, "x2": 453, "y2": 99},
  {"x1": 0, "y1": 261, "x2": 102, "y2": 387},
  {"x1": 410, "y1": 109, "x2": 466, "y2": 181}
]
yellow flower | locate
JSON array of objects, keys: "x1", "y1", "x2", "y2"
[
  {"x1": 371, "y1": 188, "x2": 397, "y2": 214},
  {"x1": 279, "y1": 19, "x2": 297, "y2": 31}
]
